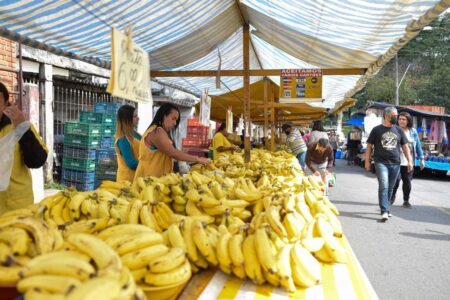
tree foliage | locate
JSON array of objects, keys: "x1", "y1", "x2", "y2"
[{"x1": 354, "y1": 13, "x2": 450, "y2": 113}]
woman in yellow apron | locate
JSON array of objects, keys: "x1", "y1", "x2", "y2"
[
  {"x1": 0, "y1": 82, "x2": 47, "y2": 214},
  {"x1": 134, "y1": 103, "x2": 211, "y2": 179},
  {"x1": 213, "y1": 122, "x2": 237, "y2": 160},
  {"x1": 114, "y1": 105, "x2": 141, "y2": 182}
]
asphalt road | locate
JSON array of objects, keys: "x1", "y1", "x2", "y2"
[{"x1": 329, "y1": 159, "x2": 450, "y2": 300}]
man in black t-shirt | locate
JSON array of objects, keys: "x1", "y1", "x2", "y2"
[{"x1": 365, "y1": 107, "x2": 413, "y2": 222}]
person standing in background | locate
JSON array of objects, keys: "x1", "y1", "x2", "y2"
[
  {"x1": 390, "y1": 112, "x2": 425, "y2": 208},
  {"x1": 213, "y1": 122, "x2": 237, "y2": 160},
  {"x1": 115, "y1": 105, "x2": 141, "y2": 182},
  {"x1": 282, "y1": 123, "x2": 307, "y2": 170},
  {"x1": 0, "y1": 82, "x2": 48, "y2": 214},
  {"x1": 328, "y1": 130, "x2": 338, "y2": 166},
  {"x1": 365, "y1": 107, "x2": 413, "y2": 222},
  {"x1": 308, "y1": 120, "x2": 328, "y2": 144},
  {"x1": 346, "y1": 126, "x2": 362, "y2": 165}
]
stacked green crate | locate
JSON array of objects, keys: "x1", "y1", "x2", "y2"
[{"x1": 62, "y1": 122, "x2": 102, "y2": 191}]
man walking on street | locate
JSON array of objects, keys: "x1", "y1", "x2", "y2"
[
  {"x1": 282, "y1": 123, "x2": 307, "y2": 170},
  {"x1": 365, "y1": 107, "x2": 413, "y2": 222}
]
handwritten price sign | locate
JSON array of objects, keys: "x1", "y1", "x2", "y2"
[{"x1": 107, "y1": 28, "x2": 152, "y2": 104}]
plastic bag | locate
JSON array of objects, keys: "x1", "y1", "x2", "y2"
[
  {"x1": 326, "y1": 172, "x2": 336, "y2": 187},
  {"x1": 0, "y1": 121, "x2": 29, "y2": 191}
]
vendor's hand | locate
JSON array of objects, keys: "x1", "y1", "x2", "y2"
[
  {"x1": 313, "y1": 171, "x2": 321, "y2": 176},
  {"x1": 197, "y1": 157, "x2": 212, "y2": 166},
  {"x1": 3, "y1": 105, "x2": 26, "y2": 127},
  {"x1": 365, "y1": 161, "x2": 371, "y2": 172},
  {"x1": 407, "y1": 161, "x2": 413, "y2": 172},
  {"x1": 419, "y1": 159, "x2": 425, "y2": 171}
]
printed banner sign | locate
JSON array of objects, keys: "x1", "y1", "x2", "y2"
[
  {"x1": 107, "y1": 28, "x2": 152, "y2": 104},
  {"x1": 200, "y1": 90, "x2": 211, "y2": 126},
  {"x1": 279, "y1": 69, "x2": 322, "y2": 101}
]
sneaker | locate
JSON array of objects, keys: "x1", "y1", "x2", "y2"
[
  {"x1": 381, "y1": 212, "x2": 389, "y2": 221},
  {"x1": 403, "y1": 202, "x2": 412, "y2": 208},
  {"x1": 388, "y1": 212, "x2": 392, "y2": 217}
]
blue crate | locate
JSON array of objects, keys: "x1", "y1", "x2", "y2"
[
  {"x1": 61, "y1": 168, "x2": 96, "y2": 182},
  {"x1": 96, "y1": 148, "x2": 117, "y2": 166},
  {"x1": 101, "y1": 137, "x2": 114, "y2": 148},
  {"x1": 63, "y1": 146, "x2": 97, "y2": 160},
  {"x1": 94, "y1": 102, "x2": 122, "y2": 114},
  {"x1": 63, "y1": 180, "x2": 95, "y2": 191}
]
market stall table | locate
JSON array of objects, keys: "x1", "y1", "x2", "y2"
[
  {"x1": 416, "y1": 159, "x2": 450, "y2": 171},
  {"x1": 178, "y1": 235, "x2": 378, "y2": 300}
]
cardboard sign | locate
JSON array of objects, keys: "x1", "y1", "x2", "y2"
[
  {"x1": 279, "y1": 69, "x2": 322, "y2": 101},
  {"x1": 107, "y1": 28, "x2": 152, "y2": 104},
  {"x1": 200, "y1": 90, "x2": 211, "y2": 126}
]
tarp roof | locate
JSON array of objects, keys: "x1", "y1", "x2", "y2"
[
  {"x1": 1, "y1": 0, "x2": 448, "y2": 116},
  {"x1": 367, "y1": 101, "x2": 450, "y2": 122}
]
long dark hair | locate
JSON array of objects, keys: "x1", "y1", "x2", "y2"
[
  {"x1": 148, "y1": 103, "x2": 180, "y2": 143},
  {"x1": 116, "y1": 105, "x2": 135, "y2": 139},
  {"x1": 398, "y1": 112, "x2": 412, "y2": 128},
  {"x1": 0, "y1": 82, "x2": 9, "y2": 103},
  {"x1": 312, "y1": 120, "x2": 325, "y2": 132}
]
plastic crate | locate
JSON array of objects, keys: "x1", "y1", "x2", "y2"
[
  {"x1": 182, "y1": 138, "x2": 202, "y2": 147},
  {"x1": 96, "y1": 164, "x2": 118, "y2": 173},
  {"x1": 61, "y1": 168, "x2": 96, "y2": 182},
  {"x1": 63, "y1": 146, "x2": 97, "y2": 160},
  {"x1": 64, "y1": 122, "x2": 102, "y2": 137},
  {"x1": 62, "y1": 157, "x2": 96, "y2": 172},
  {"x1": 187, "y1": 117, "x2": 200, "y2": 126},
  {"x1": 80, "y1": 111, "x2": 116, "y2": 125},
  {"x1": 64, "y1": 134, "x2": 101, "y2": 148},
  {"x1": 94, "y1": 102, "x2": 122, "y2": 114},
  {"x1": 101, "y1": 125, "x2": 116, "y2": 137},
  {"x1": 96, "y1": 174, "x2": 117, "y2": 182},
  {"x1": 101, "y1": 137, "x2": 114, "y2": 148},
  {"x1": 63, "y1": 180, "x2": 95, "y2": 191},
  {"x1": 187, "y1": 126, "x2": 208, "y2": 135},
  {"x1": 97, "y1": 148, "x2": 117, "y2": 166}
]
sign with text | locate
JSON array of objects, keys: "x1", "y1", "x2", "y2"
[
  {"x1": 279, "y1": 69, "x2": 322, "y2": 102},
  {"x1": 199, "y1": 90, "x2": 211, "y2": 126},
  {"x1": 107, "y1": 28, "x2": 152, "y2": 104}
]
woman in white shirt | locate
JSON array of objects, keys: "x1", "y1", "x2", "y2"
[{"x1": 308, "y1": 120, "x2": 328, "y2": 145}]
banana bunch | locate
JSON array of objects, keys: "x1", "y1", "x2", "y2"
[
  {"x1": 17, "y1": 233, "x2": 145, "y2": 300},
  {"x1": 96, "y1": 223, "x2": 192, "y2": 290}
]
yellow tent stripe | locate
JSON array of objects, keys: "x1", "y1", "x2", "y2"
[
  {"x1": 341, "y1": 235, "x2": 373, "y2": 300},
  {"x1": 254, "y1": 284, "x2": 273, "y2": 300},
  {"x1": 321, "y1": 263, "x2": 339, "y2": 299},
  {"x1": 217, "y1": 276, "x2": 243, "y2": 299}
]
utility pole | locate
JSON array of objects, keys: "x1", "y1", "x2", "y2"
[{"x1": 395, "y1": 54, "x2": 399, "y2": 106}]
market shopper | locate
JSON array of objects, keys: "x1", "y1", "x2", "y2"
[
  {"x1": 305, "y1": 138, "x2": 334, "y2": 185},
  {"x1": 134, "y1": 103, "x2": 211, "y2": 179},
  {"x1": 328, "y1": 129, "x2": 338, "y2": 166},
  {"x1": 114, "y1": 105, "x2": 142, "y2": 182},
  {"x1": 308, "y1": 120, "x2": 328, "y2": 145},
  {"x1": 390, "y1": 112, "x2": 425, "y2": 208},
  {"x1": 346, "y1": 126, "x2": 362, "y2": 165},
  {"x1": 365, "y1": 107, "x2": 413, "y2": 222},
  {"x1": 0, "y1": 82, "x2": 48, "y2": 214},
  {"x1": 282, "y1": 123, "x2": 307, "y2": 170},
  {"x1": 213, "y1": 122, "x2": 237, "y2": 160}
]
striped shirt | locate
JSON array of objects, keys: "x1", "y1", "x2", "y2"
[{"x1": 287, "y1": 128, "x2": 307, "y2": 156}]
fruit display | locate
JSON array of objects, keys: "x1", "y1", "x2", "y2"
[{"x1": 0, "y1": 148, "x2": 348, "y2": 298}]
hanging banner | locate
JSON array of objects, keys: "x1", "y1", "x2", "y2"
[
  {"x1": 107, "y1": 28, "x2": 152, "y2": 104},
  {"x1": 279, "y1": 69, "x2": 322, "y2": 102},
  {"x1": 226, "y1": 108, "x2": 233, "y2": 133},
  {"x1": 199, "y1": 90, "x2": 211, "y2": 126}
]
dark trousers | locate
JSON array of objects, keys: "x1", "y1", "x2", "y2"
[{"x1": 392, "y1": 165, "x2": 413, "y2": 202}]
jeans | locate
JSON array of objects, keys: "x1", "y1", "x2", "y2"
[
  {"x1": 374, "y1": 162, "x2": 400, "y2": 214},
  {"x1": 392, "y1": 166, "x2": 413, "y2": 202},
  {"x1": 296, "y1": 152, "x2": 306, "y2": 170}
]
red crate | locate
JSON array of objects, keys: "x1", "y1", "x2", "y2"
[
  {"x1": 187, "y1": 126, "x2": 208, "y2": 135},
  {"x1": 186, "y1": 133, "x2": 207, "y2": 140},
  {"x1": 188, "y1": 117, "x2": 200, "y2": 126},
  {"x1": 187, "y1": 149, "x2": 208, "y2": 158},
  {"x1": 182, "y1": 138, "x2": 202, "y2": 147}
]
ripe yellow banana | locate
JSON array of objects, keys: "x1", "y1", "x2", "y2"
[
  {"x1": 185, "y1": 189, "x2": 201, "y2": 203},
  {"x1": 192, "y1": 220, "x2": 218, "y2": 266},
  {"x1": 147, "y1": 247, "x2": 186, "y2": 273},
  {"x1": 121, "y1": 244, "x2": 169, "y2": 270},
  {"x1": 266, "y1": 206, "x2": 288, "y2": 239},
  {"x1": 180, "y1": 218, "x2": 198, "y2": 263},
  {"x1": 17, "y1": 274, "x2": 81, "y2": 294},
  {"x1": 173, "y1": 195, "x2": 187, "y2": 206},
  {"x1": 290, "y1": 242, "x2": 321, "y2": 288},
  {"x1": 216, "y1": 231, "x2": 233, "y2": 274},
  {"x1": 315, "y1": 218, "x2": 347, "y2": 263},
  {"x1": 283, "y1": 211, "x2": 305, "y2": 241},
  {"x1": 97, "y1": 223, "x2": 154, "y2": 240},
  {"x1": 115, "y1": 232, "x2": 165, "y2": 255},
  {"x1": 23, "y1": 289, "x2": 65, "y2": 300},
  {"x1": 144, "y1": 259, "x2": 191, "y2": 286},
  {"x1": 139, "y1": 204, "x2": 161, "y2": 231},
  {"x1": 296, "y1": 201, "x2": 314, "y2": 222},
  {"x1": 49, "y1": 196, "x2": 67, "y2": 225},
  {"x1": 209, "y1": 182, "x2": 225, "y2": 199},
  {"x1": 167, "y1": 223, "x2": 187, "y2": 252},
  {"x1": 198, "y1": 195, "x2": 222, "y2": 208},
  {"x1": 255, "y1": 227, "x2": 278, "y2": 274},
  {"x1": 0, "y1": 265, "x2": 22, "y2": 284},
  {"x1": 0, "y1": 227, "x2": 31, "y2": 256},
  {"x1": 171, "y1": 184, "x2": 185, "y2": 196},
  {"x1": 242, "y1": 234, "x2": 265, "y2": 285},
  {"x1": 131, "y1": 267, "x2": 147, "y2": 283},
  {"x1": 228, "y1": 233, "x2": 245, "y2": 270},
  {"x1": 65, "y1": 276, "x2": 121, "y2": 300},
  {"x1": 127, "y1": 200, "x2": 143, "y2": 224},
  {"x1": 276, "y1": 244, "x2": 296, "y2": 292},
  {"x1": 67, "y1": 233, "x2": 122, "y2": 270},
  {"x1": 68, "y1": 192, "x2": 88, "y2": 220}
]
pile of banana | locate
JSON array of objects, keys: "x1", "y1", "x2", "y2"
[
  {"x1": 0, "y1": 148, "x2": 350, "y2": 296},
  {"x1": 95, "y1": 224, "x2": 191, "y2": 291},
  {"x1": 0, "y1": 215, "x2": 63, "y2": 285},
  {"x1": 17, "y1": 232, "x2": 145, "y2": 299}
]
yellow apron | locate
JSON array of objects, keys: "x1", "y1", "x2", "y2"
[
  {"x1": 213, "y1": 132, "x2": 233, "y2": 160},
  {"x1": 115, "y1": 131, "x2": 141, "y2": 182},
  {"x1": 0, "y1": 124, "x2": 45, "y2": 214},
  {"x1": 134, "y1": 126, "x2": 173, "y2": 179}
]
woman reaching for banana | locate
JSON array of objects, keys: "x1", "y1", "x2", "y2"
[{"x1": 134, "y1": 103, "x2": 211, "y2": 179}]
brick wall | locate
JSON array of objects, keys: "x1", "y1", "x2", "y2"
[{"x1": 0, "y1": 37, "x2": 17, "y2": 103}]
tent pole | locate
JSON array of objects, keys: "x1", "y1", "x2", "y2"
[
  {"x1": 270, "y1": 82, "x2": 275, "y2": 151},
  {"x1": 263, "y1": 77, "x2": 269, "y2": 149},
  {"x1": 243, "y1": 25, "x2": 251, "y2": 162}
]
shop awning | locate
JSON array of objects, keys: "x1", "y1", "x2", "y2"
[
  {"x1": 1, "y1": 0, "x2": 448, "y2": 112},
  {"x1": 367, "y1": 101, "x2": 450, "y2": 122}
]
